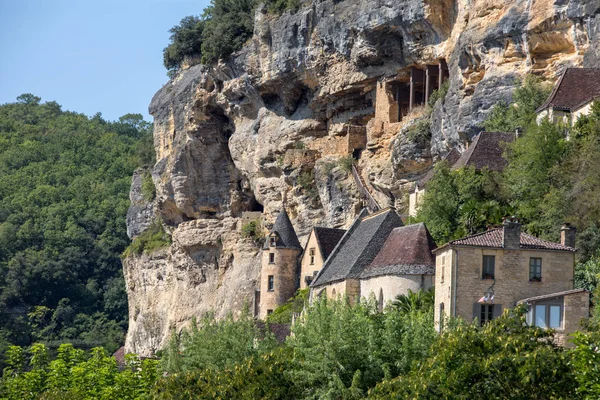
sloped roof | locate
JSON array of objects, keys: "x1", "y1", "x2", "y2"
[
  {"x1": 434, "y1": 228, "x2": 576, "y2": 253},
  {"x1": 313, "y1": 227, "x2": 346, "y2": 260},
  {"x1": 517, "y1": 288, "x2": 589, "y2": 304},
  {"x1": 451, "y1": 132, "x2": 514, "y2": 172},
  {"x1": 537, "y1": 68, "x2": 600, "y2": 112},
  {"x1": 419, "y1": 148, "x2": 461, "y2": 187},
  {"x1": 263, "y1": 209, "x2": 302, "y2": 250},
  {"x1": 361, "y1": 223, "x2": 437, "y2": 279},
  {"x1": 311, "y1": 208, "x2": 403, "y2": 287}
]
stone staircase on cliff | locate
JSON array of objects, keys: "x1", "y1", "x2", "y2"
[{"x1": 351, "y1": 164, "x2": 380, "y2": 213}]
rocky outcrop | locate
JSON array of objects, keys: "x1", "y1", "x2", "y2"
[
  {"x1": 124, "y1": 0, "x2": 600, "y2": 356},
  {"x1": 126, "y1": 168, "x2": 156, "y2": 239}
]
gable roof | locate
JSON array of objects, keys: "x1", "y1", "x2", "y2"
[
  {"x1": 361, "y1": 223, "x2": 437, "y2": 279},
  {"x1": 434, "y1": 227, "x2": 577, "y2": 253},
  {"x1": 313, "y1": 227, "x2": 346, "y2": 261},
  {"x1": 262, "y1": 209, "x2": 302, "y2": 250},
  {"x1": 311, "y1": 208, "x2": 403, "y2": 287},
  {"x1": 451, "y1": 132, "x2": 514, "y2": 172},
  {"x1": 419, "y1": 148, "x2": 461, "y2": 187},
  {"x1": 537, "y1": 68, "x2": 600, "y2": 113}
]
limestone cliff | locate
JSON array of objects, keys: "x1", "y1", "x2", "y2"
[{"x1": 124, "y1": 0, "x2": 600, "y2": 356}]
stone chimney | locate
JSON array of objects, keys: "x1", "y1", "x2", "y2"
[
  {"x1": 502, "y1": 216, "x2": 521, "y2": 249},
  {"x1": 560, "y1": 223, "x2": 576, "y2": 248}
]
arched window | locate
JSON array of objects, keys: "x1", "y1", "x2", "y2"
[{"x1": 378, "y1": 289, "x2": 384, "y2": 312}]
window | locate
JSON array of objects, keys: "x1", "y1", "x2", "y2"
[
  {"x1": 439, "y1": 303, "x2": 445, "y2": 330},
  {"x1": 309, "y1": 248, "x2": 315, "y2": 265},
  {"x1": 480, "y1": 304, "x2": 494, "y2": 326},
  {"x1": 268, "y1": 275, "x2": 274, "y2": 291},
  {"x1": 441, "y1": 256, "x2": 445, "y2": 283},
  {"x1": 267, "y1": 309, "x2": 273, "y2": 315},
  {"x1": 530, "y1": 258, "x2": 542, "y2": 281},
  {"x1": 269, "y1": 253, "x2": 275, "y2": 264},
  {"x1": 482, "y1": 255, "x2": 495, "y2": 279},
  {"x1": 270, "y1": 236, "x2": 276, "y2": 247},
  {"x1": 527, "y1": 303, "x2": 562, "y2": 329}
]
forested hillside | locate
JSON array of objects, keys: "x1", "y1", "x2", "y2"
[{"x1": 0, "y1": 94, "x2": 153, "y2": 355}]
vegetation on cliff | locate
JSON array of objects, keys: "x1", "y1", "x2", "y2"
[
  {"x1": 0, "y1": 95, "x2": 153, "y2": 357},
  {"x1": 163, "y1": 0, "x2": 301, "y2": 75}
]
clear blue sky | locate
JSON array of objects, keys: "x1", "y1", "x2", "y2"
[{"x1": 0, "y1": 0, "x2": 210, "y2": 122}]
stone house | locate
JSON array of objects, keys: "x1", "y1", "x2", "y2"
[
  {"x1": 310, "y1": 208, "x2": 436, "y2": 308},
  {"x1": 409, "y1": 132, "x2": 515, "y2": 217},
  {"x1": 310, "y1": 208, "x2": 403, "y2": 303},
  {"x1": 360, "y1": 222, "x2": 436, "y2": 310},
  {"x1": 433, "y1": 218, "x2": 589, "y2": 344},
  {"x1": 257, "y1": 209, "x2": 303, "y2": 319},
  {"x1": 299, "y1": 226, "x2": 346, "y2": 290},
  {"x1": 536, "y1": 68, "x2": 600, "y2": 126}
]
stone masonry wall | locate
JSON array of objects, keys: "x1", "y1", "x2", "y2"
[{"x1": 259, "y1": 247, "x2": 301, "y2": 318}]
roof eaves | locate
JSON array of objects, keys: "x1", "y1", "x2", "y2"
[{"x1": 536, "y1": 68, "x2": 568, "y2": 113}]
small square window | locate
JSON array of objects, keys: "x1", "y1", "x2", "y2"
[
  {"x1": 267, "y1": 309, "x2": 273, "y2": 315},
  {"x1": 530, "y1": 258, "x2": 542, "y2": 281},
  {"x1": 268, "y1": 275, "x2": 274, "y2": 291},
  {"x1": 482, "y1": 255, "x2": 495, "y2": 279},
  {"x1": 269, "y1": 253, "x2": 275, "y2": 264}
]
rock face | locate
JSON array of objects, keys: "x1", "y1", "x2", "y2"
[{"x1": 124, "y1": 0, "x2": 600, "y2": 356}]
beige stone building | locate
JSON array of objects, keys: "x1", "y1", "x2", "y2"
[
  {"x1": 360, "y1": 222, "x2": 436, "y2": 310},
  {"x1": 310, "y1": 208, "x2": 437, "y2": 307},
  {"x1": 433, "y1": 219, "x2": 589, "y2": 344},
  {"x1": 258, "y1": 209, "x2": 302, "y2": 319},
  {"x1": 299, "y1": 227, "x2": 346, "y2": 289},
  {"x1": 409, "y1": 132, "x2": 514, "y2": 217},
  {"x1": 536, "y1": 68, "x2": 600, "y2": 126}
]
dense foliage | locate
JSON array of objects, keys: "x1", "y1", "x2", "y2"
[
  {"x1": 416, "y1": 77, "x2": 600, "y2": 255},
  {"x1": 5, "y1": 295, "x2": 600, "y2": 399},
  {"x1": 0, "y1": 343, "x2": 158, "y2": 400},
  {"x1": 163, "y1": 0, "x2": 301, "y2": 75},
  {"x1": 0, "y1": 95, "x2": 153, "y2": 356}
]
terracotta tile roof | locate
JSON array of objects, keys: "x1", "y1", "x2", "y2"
[
  {"x1": 311, "y1": 208, "x2": 403, "y2": 287},
  {"x1": 313, "y1": 227, "x2": 346, "y2": 260},
  {"x1": 451, "y1": 132, "x2": 514, "y2": 172},
  {"x1": 537, "y1": 68, "x2": 600, "y2": 112},
  {"x1": 517, "y1": 288, "x2": 589, "y2": 304},
  {"x1": 437, "y1": 228, "x2": 576, "y2": 252},
  {"x1": 362, "y1": 223, "x2": 436, "y2": 278},
  {"x1": 263, "y1": 209, "x2": 302, "y2": 250},
  {"x1": 419, "y1": 148, "x2": 461, "y2": 187}
]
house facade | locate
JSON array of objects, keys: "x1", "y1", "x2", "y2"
[
  {"x1": 536, "y1": 68, "x2": 600, "y2": 126},
  {"x1": 299, "y1": 227, "x2": 346, "y2": 289},
  {"x1": 433, "y1": 218, "x2": 589, "y2": 344},
  {"x1": 409, "y1": 132, "x2": 514, "y2": 217}
]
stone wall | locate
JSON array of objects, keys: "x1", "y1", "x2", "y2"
[
  {"x1": 259, "y1": 247, "x2": 301, "y2": 318},
  {"x1": 299, "y1": 231, "x2": 325, "y2": 289},
  {"x1": 560, "y1": 291, "x2": 590, "y2": 346},
  {"x1": 452, "y1": 247, "x2": 574, "y2": 324},
  {"x1": 434, "y1": 248, "x2": 454, "y2": 330},
  {"x1": 282, "y1": 149, "x2": 321, "y2": 170},
  {"x1": 360, "y1": 274, "x2": 433, "y2": 307}
]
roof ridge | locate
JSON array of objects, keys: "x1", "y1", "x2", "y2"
[
  {"x1": 449, "y1": 227, "x2": 500, "y2": 244},
  {"x1": 536, "y1": 68, "x2": 568, "y2": 113},
  {"x1": 361, "y1": 207, "x2": 396, "y2": 221}
]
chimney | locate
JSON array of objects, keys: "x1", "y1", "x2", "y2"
[
  {"x1": 502, "y1": 216, "x2": 521, "y2": 249},
  {"x1": 560, "y1": 223, "x2": 576, "y2": 248}
]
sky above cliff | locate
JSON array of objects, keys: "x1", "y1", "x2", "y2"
[{"x1": 0, "y1": 0, "x2": 210, "y2": 122}]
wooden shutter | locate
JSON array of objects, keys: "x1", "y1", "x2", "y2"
[
  {"x1": 493, "y1": 304, "x2": 503, "y2": 318},
  {"x1": 473, "y1": 303, "x2": 480, "y2": 322}
]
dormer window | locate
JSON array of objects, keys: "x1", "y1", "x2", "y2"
[{"x1": 269, "y1": 233, "x2": 278, "y2": 247}]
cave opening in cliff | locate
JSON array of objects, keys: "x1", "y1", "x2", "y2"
[{"x1": 250, "y1": 199, "x2": 264, "y2": 212}]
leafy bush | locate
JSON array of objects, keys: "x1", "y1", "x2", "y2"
[
  {"x1": 141, "y1": 170, "x2": 156, "y2": 201},
  {"x1": 293, "y1": 140, "x2": 305, "y2": 149},
  {"x1": 0, "y1": 344, "x2": 158, "y2": 400},
  {"x1": 122, "y1": 221, "x2": 171, "y2": 257},
  {"x1": 338, "y1": 155, "x2": 355, "y2": 173},
  {"x1": 266, "y1": 288, "x2": 309, "y2": 324},
  {"x1": 297, "y1": 169, "x2": 319, "y2": 200},
  {"x1": 405, "y1": 118, "x2": 431, "y2": 145},
  {"x1": 427, "y1": 80, "x2": 449, "y2": 107},
  {"x1": 241, "y1": 220, "x2": 264, "y2": 241}
]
